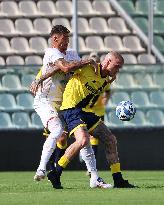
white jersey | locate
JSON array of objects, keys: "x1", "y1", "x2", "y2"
[
  {"x1": 36, "y1": 48, "x2": 81, "y2": 103},
  {"x1": 34, "y1": 48, "x2": 81, "y2": 128}
]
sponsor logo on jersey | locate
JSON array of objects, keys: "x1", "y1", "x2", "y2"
[
  {"x1": 85, "y1": 82, "x2": 98, "y2": 95},
  {"x1": 85, "y1": 80, "x2": 108, "y2": 95}
]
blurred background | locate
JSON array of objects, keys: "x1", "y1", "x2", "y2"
[{"x1": 0, "y1": 0, "x2": 164, "y2": 171}]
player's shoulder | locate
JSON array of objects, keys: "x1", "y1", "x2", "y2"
[
  {"x1": 66, "y1": 49, "x2": 81, "y2": 59},
  {"x1": 44, "y1": 48, "x2": 64, "y2": 62}
]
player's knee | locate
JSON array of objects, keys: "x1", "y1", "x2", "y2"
[
  {"x1": 48, "y1": 117, "x2": 63, "y2": 138},
  {"x1": 77, "y1": 135, "x2": 89, "y2": 149}
]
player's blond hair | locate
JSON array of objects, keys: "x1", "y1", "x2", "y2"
[{"x1": 102, "y1": 51, "x2": 124, "y2": 67}]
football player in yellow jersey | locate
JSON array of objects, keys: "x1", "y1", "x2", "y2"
[
  {"x1": 54, "y1": 51, "x2": 136, "y2": 188},
  {"x1": 34, "y1": 53, "x2": 107, "y2": 169},
  {"x1": 35, "y1": 62, "x2": 110, "y2": 179},
  {"x1": 31, "y1": 52, "x2": 111, "y2": 188},
  {"x1": 32, "y1": 51, "x2": 136, "y2": 188},
  {"x1": 30, "y1": 25, "x2": 107, "y2": 188}
]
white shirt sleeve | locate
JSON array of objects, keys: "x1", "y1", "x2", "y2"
[
  {"x1": 43, "y1": 48, "x2": 64, "y2": 65},
  {"x1": 42, "y1": 48, "x2": 64, "y2": 73},
  {"x1": 66, "y1": 49, "x2": 81, "y2": 61}
]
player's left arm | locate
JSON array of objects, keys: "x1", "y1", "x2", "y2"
[{"x1": 29, "y1": 65, "x2": 59, "y2": 96}]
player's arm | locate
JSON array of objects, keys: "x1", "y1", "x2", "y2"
[
  {"x1": 36, "y1": 58, "x2": 97, "y2": 83},
  {"x1": 53, "y1": 58, "x2": 97, "y2": 73},
  {"x1": 99, "y1": 77, "x2": 115, "y2": 106},
  {"x1": 30, "y1": 59, "x2": 95, "y2": 96},
  {"x1": 29, "y1": 65, "x2": 60, "y2": 96},
  {"x1": 101, "y1": 90, "x2": 111, "y2": 106},
  {"x1": 33, "y1": 65, "x2": 59, "y2": 85},
  {"x1": 36, "y1": 58, "x2": 96, "y2": 83}
]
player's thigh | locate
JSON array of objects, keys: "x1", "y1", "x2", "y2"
[
  {"x1": 34, "y1": 97, "x2": 59, "y2": 128},
  {"x1": 92, "y1": 121, "x2": 114, "y2": 140}
]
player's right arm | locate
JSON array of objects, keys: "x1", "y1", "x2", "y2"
[
  {"x1": 30, "y1": 58, "x2": 97, "y2": 96},
  {"x1": 36, "y1": 58, "x2": 95, "y2": 81},
  {"x1": 53, "y1": 58, "x2": 97, "y2": 73}
]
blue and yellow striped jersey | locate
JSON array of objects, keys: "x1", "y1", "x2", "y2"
[{"x1": 60, "y1": 64, "x2": 110, "y2": 110}]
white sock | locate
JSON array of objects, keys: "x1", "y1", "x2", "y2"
[
  {"x1": 90, "y1": 170, "x2": 99, "y2": 180},
  {"x1": 38, "y1": 132, "x2": 57, "y2": 171},
  {"x1": 80, "y1": 144, "x2": 99, "y2": 180},
  {"x1": 37, "y1": 117, "x2": 63, "y2": 172}
]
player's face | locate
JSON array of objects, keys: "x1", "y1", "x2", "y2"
[
  {"x1": 52, "y1": 33, "x2": 70, "y2": 53},
  {"x1": 58, "y1": 33, "x2": 69, "y2": 52},
  {"x1": 107, "y1": 58, "x2": 123, "y2": 77}
]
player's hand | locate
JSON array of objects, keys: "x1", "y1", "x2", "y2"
[{"x1": 29, "y1": 80, "x2": 40, "y2": 96}]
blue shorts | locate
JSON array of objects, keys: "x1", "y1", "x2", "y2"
[{"x1": 60, "y1": 108, "x2": 100, "y2": 135}]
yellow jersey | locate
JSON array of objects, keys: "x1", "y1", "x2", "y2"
[
  {"x1": 60, "y1": 64, "x2": 110, "y2": 111},
  {"x1": 83, "y1": 86, "x2": 109, "y2": 117}
]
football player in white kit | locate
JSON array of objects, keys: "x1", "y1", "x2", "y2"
[{"x1": 31, "y1": 25, "x2": 112, "y2": 189}]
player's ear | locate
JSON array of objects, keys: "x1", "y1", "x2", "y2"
[{"x1": 53, "y1": 35, "x2": 58, "y2": 42}]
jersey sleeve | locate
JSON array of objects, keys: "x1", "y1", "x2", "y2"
[
  {"x1": 71, "y1": 50, "x2": 81, "y2": 61},
  {"x1": 42, "y1": 48, "x2": 64, "y2": 73},
  {"x1": 48, "y1": 48, "x2": 64, "y2": 63},
  {"x1": 66, "y1": 49, "x2": 81, "y2": 61}
]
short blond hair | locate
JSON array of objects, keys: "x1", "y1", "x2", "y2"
[
  {"x1": 89, "y1": 52, "x2": 100, "y2": 63},
  {"x1": 102, "y1": 51, "x2": 124, "y2": 67}
]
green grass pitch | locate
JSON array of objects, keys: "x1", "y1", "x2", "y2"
[{"x1": 0, "y1": 171, "x2": 164, "y2": 205}]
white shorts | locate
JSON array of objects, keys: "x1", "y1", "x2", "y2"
[{"x1": 34, "y1": 96, "x2": 62, "y2": 129}]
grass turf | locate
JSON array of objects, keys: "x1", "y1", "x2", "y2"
[{"x1": 0, "y1": 171, "x2": 164, "y2": 205}]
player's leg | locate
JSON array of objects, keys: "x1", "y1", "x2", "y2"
[
  {"x1": 90, "y1": 135, "x2": 99, "y2": 159},
  {"x1": 48, "y1": 109, "x2": 112, "y2": 189},
  {"x1": 47, "y1": 126, "x2": 89, "y2": 188},
  {"x1": 92, "y1": 121, "x2": 136, "y2": 188},
  {"x1": 33, "y1": 98, "x2": 63, "y2": 181},
  {"x1": 49, "y1": 126, "x2": 112, "y2": 189},
  {"x1": 80, "y1": 143, "x2": 112, "y2": 189},
  {"x1": 79, "y1": 135, "x2": 99, "y2": 176},
  {"x1": 49, "y1": 131, "x2": 68, "y2": 170},
  {"x1": 77, "y1": 111, "x2": 112, "y2": 188},
  {"x1": 34, "y1": 116, "x2": 63, "y2": 181},
  {"x1": 79, "y1": 135, "x2": 99, "y2": 163}
]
